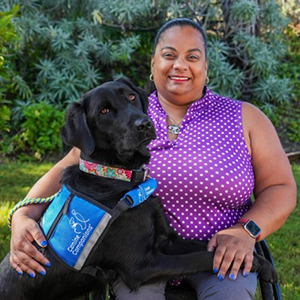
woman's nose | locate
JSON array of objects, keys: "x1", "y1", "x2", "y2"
[{"x1": 173, "y1": 57, "x2": 188, "y2": 70}]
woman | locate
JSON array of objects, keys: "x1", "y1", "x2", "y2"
[{"x1": 10, "y1": 18, "x2": 296, "y2": 299}]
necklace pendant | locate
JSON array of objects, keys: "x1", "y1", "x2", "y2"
[{"x1": 168, "y1": 125, "x2": 180, "y2": 135}]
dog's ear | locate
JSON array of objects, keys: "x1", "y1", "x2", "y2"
[
  {"x1": 116, "y1": 77, "x2": 149, "y2": 114},
  {"x1": 60, "y1": 101, "x2": 95, "y2": 156}
]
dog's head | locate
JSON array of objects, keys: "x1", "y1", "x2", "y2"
[{"x1": 61, "y1": 78, "x2": 156, "y2": 166}]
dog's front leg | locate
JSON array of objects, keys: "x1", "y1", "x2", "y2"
[{"x1": 119, "y1": 251, "x2": 214, "y2": 290}]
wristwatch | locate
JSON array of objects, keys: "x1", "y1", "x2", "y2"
[{"x1": 236, "y1": 219, "x2": 261, "y2": 240}]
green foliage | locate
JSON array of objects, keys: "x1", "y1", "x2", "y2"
[
  {"x1": 0, "y1": 5, "x2": 19, "y2": 133},
  {"x1": 207, "y1": 39, "x2": 244, "y2": 98},
  {"x1": 0, "y1": 104, "x2": 10, "y2": 132},
  {"x1": 288, "y1": 120, "x2": 300, "y2": 143},
  {"x1": 274, "y1": 17, "x2": 300, "y2": 148},
  {"x1": 229, "y1": 1, "x2": 259, "y2": 22},
  {"x1": 0, "y1": 0, "x2": 292, "y2": 106},
  {"x1": 13, "y1": 102, "x2": 65, "y2": 159},
  {"x1": 253, "y1": 76, "x2": 291, "y2": 105},
  {"x1": 96, "y1": 0, "x2": 151, "y2": 25},
  {"x1": 0, "y1": 0, "x2": 298, "y2": 157}
]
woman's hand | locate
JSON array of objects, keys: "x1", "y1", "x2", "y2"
[
  {"x1": 10, "y1": 209, "x2": 50, "y2": 277},
  {"x1": 207, "y1": 225, "x2": 256, "y2": 281}
]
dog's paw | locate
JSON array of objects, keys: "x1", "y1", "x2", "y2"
[
  {"x1": 252, "y1": 254, "x2": 278, "y2": 283},
  {"x1": 259, "y1": 262, "x2": 278, "y2": 283}
]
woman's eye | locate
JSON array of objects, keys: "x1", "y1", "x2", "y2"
[
  {"x1": 188, "y1": 55, "x2": 199, "y2": 60},
  {"x1": 100, "y1": 108, "x2": 110, "y2": 114},
  {"x1": 128, "y1": 94, "x2": 135, "y2": 101},
  {"x1": 162, "y1": 52, "x2": 175, "y2": 58}
]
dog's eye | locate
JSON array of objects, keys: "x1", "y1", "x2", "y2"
[
  {"x1": 100, "y1": 108, "x2": 110, "y2": 114},
  {"x1": 128, "y1": 94, "x2": 135, "y2": 101}
]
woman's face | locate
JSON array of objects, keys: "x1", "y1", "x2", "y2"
[{"x1": 151, "y1": 26, "x2": 207, "y2": 106}]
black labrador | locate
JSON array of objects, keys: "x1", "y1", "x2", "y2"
[{"x1": 0, "y1": 78, "x2": 277, "y2": 300}]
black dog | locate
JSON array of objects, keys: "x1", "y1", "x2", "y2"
[{"x1": 0, "y1": 78, "x2": 277, "y2": 300}]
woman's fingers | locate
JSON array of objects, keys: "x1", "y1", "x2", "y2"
[
  {"x1": 242, "y1": 252, "x2": 254, "y2": 277},
  {"x1": 10, "y1": 214, "x2": 50, "y2": 276},
  {"x1": 10, "y1": 238, "x2": 49, "y2": 277},
  {"x1": 227, "y1": 250, "x2": 252, "y2": 280},
  {"x1": 209, "y1": 226, "x2": 256, "y2": 280}
]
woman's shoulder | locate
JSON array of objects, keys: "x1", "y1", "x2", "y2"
[
  {"x1": 241, "y1": 101, "x2": 272, "y2": 129},
  {"x1": 241, "y1": 101, "x2": 283, "y2": 157}
]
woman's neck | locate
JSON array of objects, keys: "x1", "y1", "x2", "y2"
[
  {"x1": 157, "y1": 93, "x2": 193, "y2": 141},
  {"x1": 157, "y1": 94, "x2": 191, "y2": 123}
]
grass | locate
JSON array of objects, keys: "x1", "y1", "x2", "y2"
[
  {"x1": 0, "y1": 161, "x2": 299, "y2": 299},
  {"x1": 0, "y1": 161, "x2": 54, "y2": 256}
]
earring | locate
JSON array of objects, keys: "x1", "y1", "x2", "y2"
[
  {"x1": 205, "y1": 76, "x2": 209, "y2": 85},
  {"x1": 149, "y1": 74, "x2": 154, "y2": 81}
]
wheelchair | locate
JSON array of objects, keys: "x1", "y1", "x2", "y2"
[{"x1": 84, "y1": 239, "x2": 281, "y2": 300}]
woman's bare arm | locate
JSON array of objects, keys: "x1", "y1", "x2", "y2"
[
  {"x1": 10, "y1": 147, "x2": 80, "y2": 276},
  {"x1": 241, "y1": 102, "x2": 296, "y2": 237},
  {"x1": 208, "y1": 102, "x2": 296, "y2": 281}
]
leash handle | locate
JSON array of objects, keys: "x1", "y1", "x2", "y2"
[{"x1": 7, "y1": 192, "x2": 59, "y2": 228}]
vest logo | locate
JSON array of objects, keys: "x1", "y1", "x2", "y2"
[
  {"x1": 67, "y1": 209, "x2": 93, "y2": 256},
  {"x1": 69, "y1": 209, "x2": 90, "y2": 234}
]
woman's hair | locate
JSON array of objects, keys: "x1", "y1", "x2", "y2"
[{"x1": 152, "y1": 18, "x2": 207, "y2": 58}]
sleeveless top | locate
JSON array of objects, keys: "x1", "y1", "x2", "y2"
[{"x1": 146, "y1": 88, "x2": 254, "y2": 241}]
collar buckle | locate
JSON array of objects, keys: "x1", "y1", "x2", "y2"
[{"x1": 131, "y1": 166, "x2": 150, "y2": 182}]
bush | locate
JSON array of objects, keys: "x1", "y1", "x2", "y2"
[
  {"x1": 12, "y1": 102, "x2": 65, "y2": 159},
  {"x1": 0, "y1": 0, "x2": 299, "y2": 157},
  {"x1": 0, "y1": 5, "x2": 19, "y2": 133}
]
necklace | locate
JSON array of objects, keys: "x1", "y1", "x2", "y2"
[{"x1": 167, "y1": 115, "x2": 182, "y2": 135}]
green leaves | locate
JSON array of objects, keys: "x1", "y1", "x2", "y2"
[
  {"x1": 0, "y1": 0, "x2": 297, "y2": 156},
  {"x1": 97, "y1": 0, "x2": 151, "y2": 25},
  {"x1": 50, "y1": 28, "x2": 73, "y2": 52},
  {"x1": 0, "y1": 104, "x2": 10, "y2": 132},
  {"x1": 12, "y1": 75, "x2": 32, "y2": 99},
  {"x1": 253, "y1": 76, "x2": 291, "y2": 105},
  {"x1": 35, "y1": 59, "x2": 56, "y2": 78},
  {"x1": 14, "y1": 102, "x2": 65, "y2": 157},
  {"x1": 229, "y1": 1, "x2": 259, "y2": 22}
]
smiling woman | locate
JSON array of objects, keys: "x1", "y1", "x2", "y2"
[
  {"x1": 7, "y1": 18, "x2": 296, "y2": 300},
  {"x1": 151, "y1": 26, "x2": 207, "y2": 108}
]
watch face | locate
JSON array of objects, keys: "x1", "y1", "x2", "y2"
[{"x1": 245, "y1": 220, "x2": 261, "y2": 237}]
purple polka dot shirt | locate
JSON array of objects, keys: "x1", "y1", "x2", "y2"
[{"x1": 146, "y1": 88, "x2": 254, "y2": 241}]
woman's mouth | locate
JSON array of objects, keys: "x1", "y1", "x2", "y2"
[{"x1": 169, "y1": 76, "x2": 190, "y2": 82}]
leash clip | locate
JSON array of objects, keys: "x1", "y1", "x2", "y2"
[{"x1": 143, "y1": 166, "x2": 151, "y2": 180}]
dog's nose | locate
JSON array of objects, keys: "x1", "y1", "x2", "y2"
[{"x1": 135, "y1": 118, "x2": 152, "y2": 132}]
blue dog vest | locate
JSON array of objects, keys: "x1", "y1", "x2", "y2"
[{"x1": 40, "y1": 178, "x2": 157, "y2": 273}]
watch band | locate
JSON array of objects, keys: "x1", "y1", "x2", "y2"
[
  {"x1": 236, "y1": 219, "x2": 261, "y2": 240},
  {"x1": 236, "y1": 218, "x2": 248, "y2": 224}
]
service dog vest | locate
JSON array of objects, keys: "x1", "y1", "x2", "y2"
[{"x1": 40, "y1": 178, "x2": 157, "y2": 273}]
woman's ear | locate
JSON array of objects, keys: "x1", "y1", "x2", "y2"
[{"x1": 151, "y1": 56, "x2": 155, "y2": 73}]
